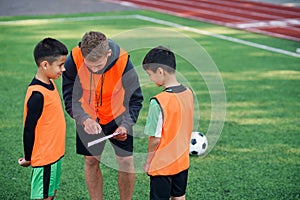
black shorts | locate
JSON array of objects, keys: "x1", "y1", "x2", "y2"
[
  {"x1": 76, "y1": 117, "x2": 133, "y2": 157},
  {"x1": 149, "y1": 169, "x2": 189, "y2": 200}
]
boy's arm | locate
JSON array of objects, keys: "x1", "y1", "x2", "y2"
[
  {"x1": 144, "y1": 136, "x2": 161, "y2": 172},
  {"x1": 143, "y1": 98, "x2": 163, "y2": 172},
  {"x1": 19, "y1": 91, "x2": 43, "y2": 167}
]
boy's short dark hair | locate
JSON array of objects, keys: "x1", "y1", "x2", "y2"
[
  {"x1": 33, "y1": 38, "x2": 68, "y2": 66},
  {"x1": 142, "y1": 46, "x2": 176, "y2": 73}
]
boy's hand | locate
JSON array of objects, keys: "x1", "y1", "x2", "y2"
[
  {"x1": 113, "y1": 126, "x2": 127, "y2": 141},
  {"x1": 18, "y1": 158, "x2": 30, "y2": 167}
]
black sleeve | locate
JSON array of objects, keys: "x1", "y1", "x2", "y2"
[
  {"x1": 121, "y1": 57, "x2": 144, "y2": 130},
  {"x1": 23, "y1": 91, "x2": 43, "y2": 161}
]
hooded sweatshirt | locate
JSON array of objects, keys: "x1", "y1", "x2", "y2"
[{"x1": 62, "y1": 39, "x2": 143, "y2": 130}]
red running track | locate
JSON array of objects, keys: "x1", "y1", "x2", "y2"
[{"x1": 106, "y1": 0, "x2": 300, "y2": 42}]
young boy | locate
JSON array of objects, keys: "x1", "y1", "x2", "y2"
[
  {"x1": 142, "y1": 46, "x2": 194, "y2": 200},
  {"x1": 18, "y1": 38, "x2": 68, "y2": 200}
]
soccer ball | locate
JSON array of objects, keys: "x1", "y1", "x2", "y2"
[{"x1": 189, "y1": 132, "x2": 208, "y2": 156}]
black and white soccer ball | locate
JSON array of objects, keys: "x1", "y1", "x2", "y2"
[{"x1": 189, "y1": 131, "x2": 208, "y2": 156}]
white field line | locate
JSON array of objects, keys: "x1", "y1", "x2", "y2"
[
  {"x1": 0, "y1": 14, "x2": 299, "y2": 58},
  {"x1": 134, "y1": 15, "x2": 300, "y2": 58},
  {"x1": 0, "y1": 15, "x2": 136, "y2": 25}
]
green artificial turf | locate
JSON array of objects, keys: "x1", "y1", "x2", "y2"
[{"x1": 0, "y1": 10, "x2": 299, "y2": 199}]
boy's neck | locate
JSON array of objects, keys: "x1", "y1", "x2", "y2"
[
  {"x1": 163, "y1": 77, "x2": 180, "y2": 89},
  {"x1": 35, "y1": 69, "x2": 51, "y2": 84}
]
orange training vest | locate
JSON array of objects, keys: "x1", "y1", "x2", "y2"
[
  {"x1": 148, "y1": 88, "x2": 194, "y2": 176},
  {"x1": 71, "y1": 46, "x2": 128, "y2": 124},
  {"x1": 23, "y1": 80, "x2": 66, "y2": 167}
]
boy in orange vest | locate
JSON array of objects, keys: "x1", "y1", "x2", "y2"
[
  {"x1": 142, "y1": 46, "x2": 194, "y2": 200},
  {"x1": 18, "y1": 38, "x2": 68, "y2": 200}
]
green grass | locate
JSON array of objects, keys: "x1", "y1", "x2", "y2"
[{"x1": 0, "y1": 10, "x2": 299, "y2": 199}]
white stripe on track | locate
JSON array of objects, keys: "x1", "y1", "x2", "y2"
[
  {"x1": 0, "y1": 14, "x2": 299, "y2": 58},
  {"x1": 121, "y1": 0, "x2": 252, "y2": 22},
  {"x1": 234, "y1": 18, "x2": 300, "y2": 29},
  {"x1": 162, "y1": 0, "x2": 280, "y2": 20},
  {"x1": 194, "y1": 0, "x2": 300, "y2": 16},
  {"x1": 107, "y1": 0, "x2": 300, "y2": 42},
  {"x1": 114, "y1": 0, "x2": 228, "y2": 26}
]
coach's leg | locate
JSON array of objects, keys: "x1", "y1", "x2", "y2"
[
  {"x1": 116, "y1": 155, "x2": 135, "y2": 200},
  {"x1": 84, "y1": 156, "x2": 103, "y2": 200},
  {"x1": 171, "y1": 195, "x2": 186, "y2": 200}
]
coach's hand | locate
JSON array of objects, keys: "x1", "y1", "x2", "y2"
[
  {"x1": 83, "y1": 118, "x2": 102, "y2": 134},
  {"x1": 114, "y1": 126, "x2": 127, "y2": 141}
]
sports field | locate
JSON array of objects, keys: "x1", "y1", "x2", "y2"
[{"x1": 0, "y1": 8, "x2": 299, "y2": 199}]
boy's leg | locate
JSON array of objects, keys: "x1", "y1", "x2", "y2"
[
  {"x1": 170, "y1": 169, "x2": 188, "y2": 200},
  {"x1": 84, "y1": 156, "x2": 103, "y2": 200},
  {"x1": 150, "y1": 175, "x2": 172, "y2": 200},
  {"x1": 50, "y1": 158, "x2": 63, "y2": 199},
  {"x1": 30, "y1": 159, "x2": 62, "y2": 200},
  {"x1": 44, "y1": 196, "x2": 55, "y2": 200},
  {"x1": 149, "y1": 169, "x2": 189, "y2": 200}
]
